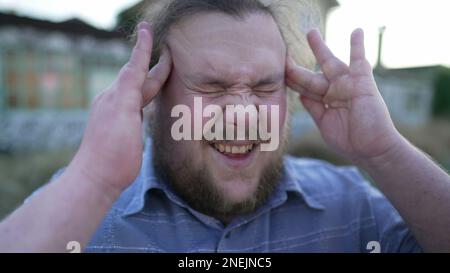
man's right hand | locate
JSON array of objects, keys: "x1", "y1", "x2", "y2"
[{"x1": 69, "y1": 21, "x2": 172, "y2": 195}]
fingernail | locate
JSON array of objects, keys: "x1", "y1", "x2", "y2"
[
  {"x1": 309, "y1": 28, "x2": 322, "y2": 39},
  {"x1": 138, "y1": 21, "x2": 151, "y2": 31}
]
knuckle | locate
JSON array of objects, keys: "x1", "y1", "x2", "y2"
[
  {"x1": 117, "y1": 65, "x2": 142, "y2": 88},
  {"x1": 133, "y1": 44, "x2": 151, "y2": 61},
  {"x1": 323, "y1": 60, "x2": 341, "y2": 72},
  {"x1": 305, "y1": 74, "x2": 316, "y2": 91},
  {"x1": 311, "y1": 76, "x2": 324, "y2": 92},
  {"x1": 91, "y1": 92, "x2": 105, "y2": 107},
  {"x1": 118, "y1": 64, "x2": 133, "y2": 80}
]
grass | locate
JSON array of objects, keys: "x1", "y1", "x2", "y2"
[
  {"x1": 397, "y1": 119, "x2": 450, "y2": 169},
  {"x1": 0, "y1": 149, "x2": 75, "y2": 219}
]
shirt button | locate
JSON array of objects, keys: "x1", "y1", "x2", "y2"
[{"x1": 224, "y1": 232, "x2": 231, "y2": 239}]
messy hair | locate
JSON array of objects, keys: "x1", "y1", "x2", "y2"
[
  {"x1": 137, "y1": 0, "x2": 322, "y2": 70},
  {"x1": 148, "y1": 0, "x2": 276, "y2": 68}
]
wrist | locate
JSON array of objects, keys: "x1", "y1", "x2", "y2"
[
  {"x1": 355, "y1": 131, "x2": 413, "y2": 172},
  {"x1": 64, "y1": 155, "x2": 123, "y2": 203}
]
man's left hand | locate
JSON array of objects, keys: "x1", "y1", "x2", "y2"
[{"x1": 286, "y1": 29, "x2": 401, "y2": 163}]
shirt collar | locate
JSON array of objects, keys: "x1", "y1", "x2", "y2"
[
  {"x1": 280, "y1": 156, "x2": 325, "y2": 210},
  {"x1": 122, "y1": 139, "x2": 324, "y2": 217}
]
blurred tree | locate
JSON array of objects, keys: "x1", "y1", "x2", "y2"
[
  {"x1": 115, "y1": 1, "x2": 145, "y2": 36},
  {"x1": 432, "y1": 67, "x2": 450, "y2": 119}
]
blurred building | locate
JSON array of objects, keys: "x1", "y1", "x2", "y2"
[
  {"x1": 375, "y1": 66, "x2": 441, "y2": 126},
  {"x1": 0, "y1": 12, "x2": 130, "y2": 152},
  {"x1": 373, "y1": 27, "x2": 439, "y2": 127}
]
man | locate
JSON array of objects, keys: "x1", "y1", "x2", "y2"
[{"x1": 1, "y1": 0, "x2": 450, "y2": 252}]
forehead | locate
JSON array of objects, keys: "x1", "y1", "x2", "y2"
[{"x1": 166, "y1": 12, "x2": 286, "y2": 82}]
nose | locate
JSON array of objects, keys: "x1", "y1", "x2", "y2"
[
  {"x1": 213, "y1": 90, "x2": 259, "y2": 140},
  {"x1": 219, "y1": 89, "x2": 253, "y2": 106}
]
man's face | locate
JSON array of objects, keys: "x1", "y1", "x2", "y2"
[{"x1": 151, "y1": 12, "x2": 288, "y2": 219}]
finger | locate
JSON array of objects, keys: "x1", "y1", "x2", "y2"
[
  {"x1": 322, "y1": 78, "x2": 353, "y2": 109},
  {"x1": 350, "y1": 28, "x2": 365, "y2": 62},
  {"x1": 349, "y1": 28, "x2": 373, "y2": 76},
  {"x1": 300, "y1": 95, "x2": 325, "y2": 126},
  {"x1": 116, "y1": 21, "x2": 153, "y2": 90},
  {"x1": 307, "y1": 29, "x2": 349, "y2": 80},
  {"x1": 285, "y1": 54, "x2": 329, "y2": 96},
  {"x1": 142, "y1": 46, "x2": 173, "y2": 105},
  {"x1": 286, "y1": 77, "x2": 323, "y2": 102}
]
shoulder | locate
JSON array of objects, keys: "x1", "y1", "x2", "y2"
[
  {"x1": 283, "y1": 156, "x2": 422, "y2": 252},
  {"x1": 283, "y1": 155, "x2": 373, "y2": 199}
]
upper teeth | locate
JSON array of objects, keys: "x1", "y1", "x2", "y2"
[{"x1": 213, "y1": 143, "x2": 254, "y2": 154}]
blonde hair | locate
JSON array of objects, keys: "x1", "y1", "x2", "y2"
[
  {"x1": 261, "y1": 0, "x2": 322, "y2": 69},
  {"x1": 140, "y1": 0, "x2": 321, "y2": 70}
]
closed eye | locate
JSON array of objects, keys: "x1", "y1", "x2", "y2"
[
  {"x1": 184, "y1": 81, "x2": 227, "y2": 94},
  {"x1": 254, "y1": 88, "x2": 277, "y2": 93},
  {"x1": 253, "y1": 83, "x2": 283, "y2": 94},
  {"x1": 187, "y1": 86, "x2": 227, "y2": 98},
  {"x1": 195, "y1": 86, "x2": 227, "y2": 94}
]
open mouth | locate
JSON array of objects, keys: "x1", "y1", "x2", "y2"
[
  {"x1": 208, "y1": 141, "x2": 259, "y2": 162},
  {"x1": 213, "y1": 143, "x2": 255, "y2": 154}
]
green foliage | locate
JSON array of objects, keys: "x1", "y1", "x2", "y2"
[
  {"x1": 432, "y1": 67, "x2": 450, "y2": 119},
  {"x1": 0, "y1": 149, "x2": 74, "y2": 219}
]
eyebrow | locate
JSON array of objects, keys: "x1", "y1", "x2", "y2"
[{"x1": 186, "y1": 72, "x2": 284, "y2": 88}]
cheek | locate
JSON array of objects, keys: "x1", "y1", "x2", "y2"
[{"x1": 260, "y1": 91, "x2": 288, "y2": 132}]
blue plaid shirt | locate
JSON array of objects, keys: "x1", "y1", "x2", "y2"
[{"x1": 81, "y1": 139, "x2": 421, "y2": 253}]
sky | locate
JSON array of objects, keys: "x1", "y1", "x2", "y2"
[
  {"x1": 1, "y1": 0, "x2": 449, "y2": 69},
  {"x1": 326, "y1": 0, "x2": 450, "y2": 68},
  {"x1": 0, "y1": 0, "x2": 141, "y2": 29}
]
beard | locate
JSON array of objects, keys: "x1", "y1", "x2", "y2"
[
  {"x1": 147, "y1": 100, "x2": 288, "y2": 221},
  {"x1": 153, "y1": 142, "x2": 284, "y2": 220}
]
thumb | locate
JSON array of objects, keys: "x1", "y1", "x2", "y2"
[{"x1": 142, "y1": 46, "x2": 173, "y2": 106}]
